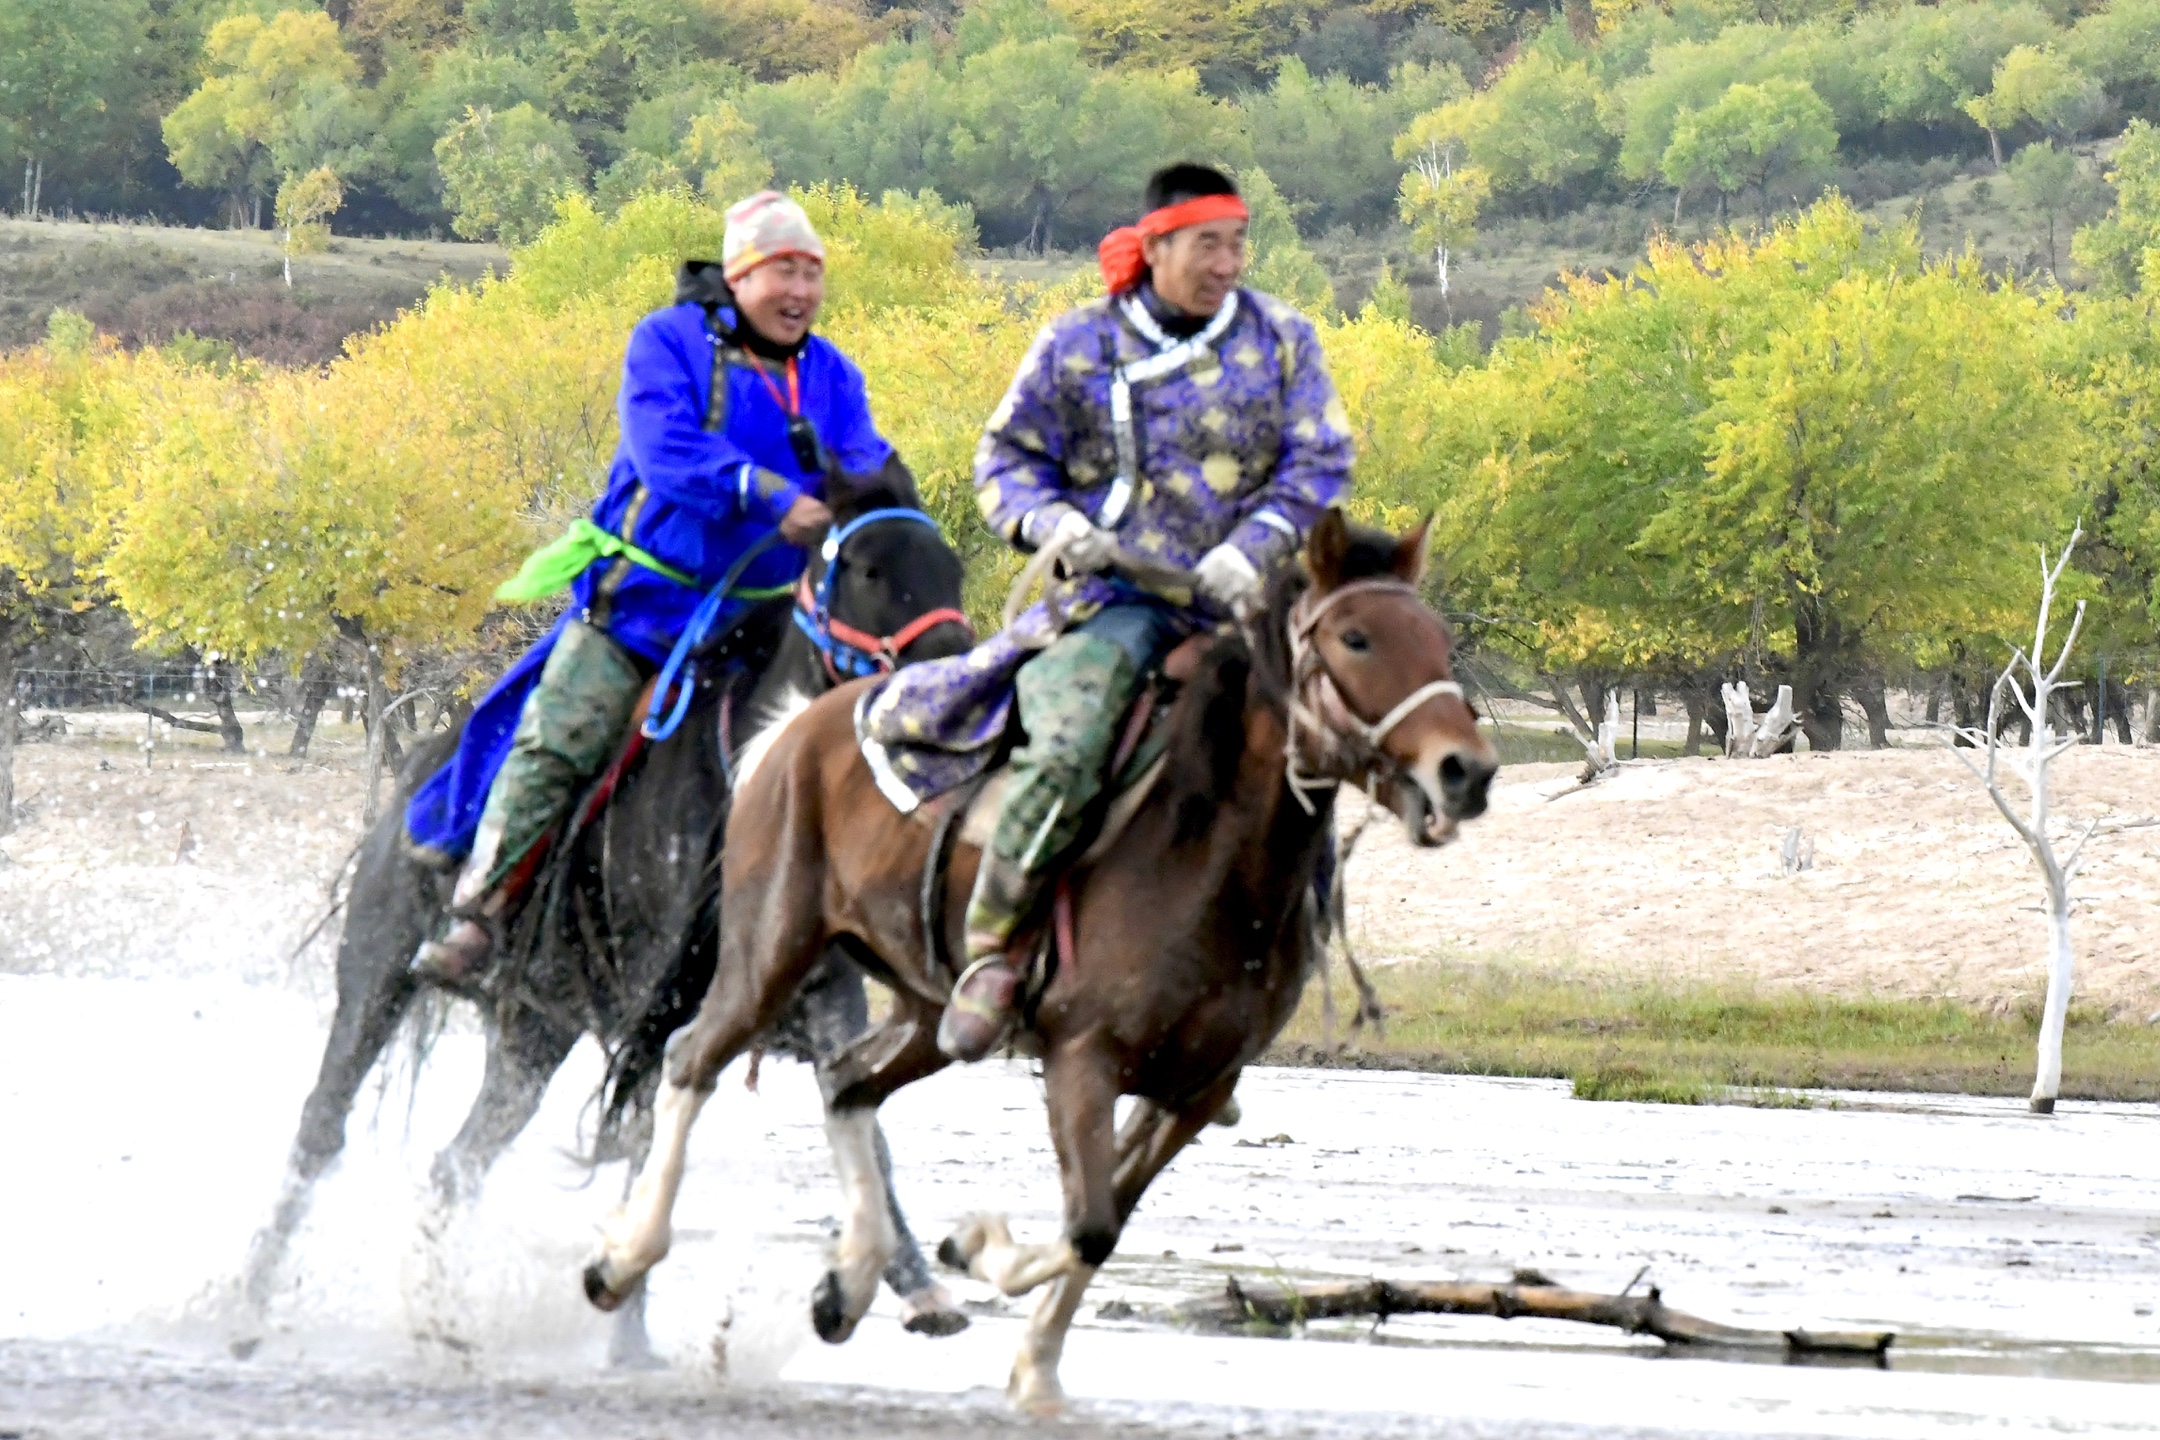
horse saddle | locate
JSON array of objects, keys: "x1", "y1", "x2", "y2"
[{"x1": 913, "y1": 632, "x2": 1212, "y2": 994}]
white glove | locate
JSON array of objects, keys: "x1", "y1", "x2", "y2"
[
  {"x1": 1195, "y1": 542, "x2": 1261, "y2": 612},
  {"x1": 1048, "y1": 508, "x2": 1117, "y2": 574}
]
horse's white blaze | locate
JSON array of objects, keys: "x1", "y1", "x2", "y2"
[
  {"x1": 826, "y1": 1108, "x2": 900, "y2": 1322},
  {"x1": 597, "y1": 1068, "x2": 709, "y2": 1287},
  {"x1": 1009, "y1": 1263, "x2": 1097, "y2": 1413},
  {"x1": 729, "y1": 685, "x2": 811, "y2": 798}
]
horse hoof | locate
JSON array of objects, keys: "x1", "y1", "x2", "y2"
[
  {"x1": 227, "y1": 1335, "x2": 261, "y2": 1362},
  {"x1": 583, "y1": 1261, "x2": 628, "y2": 1313},
  {"x1": 902, "y1": 1305, "x2": 971, "y2": 1338},
  {"x1": 937, "y1": 1213, "x2": 991, "y2": 1272},
  {"x1": 810, "y1": 1269, "x2": 855, "y2": 1344},
  {"x1": 1008, "y1": 1367, "x2": 1065, "y2": 1415},
  {"x1": 1211, "y1": 1096, "x2": 1242, "y2": 1128}
]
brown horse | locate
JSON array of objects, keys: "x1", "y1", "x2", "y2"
[{"x1": 582, "y1": 510, "x2": 1498, "y2": 1408}]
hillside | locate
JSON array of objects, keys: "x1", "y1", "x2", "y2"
[{"x1": 0, "y1": 218, "x2": 505, "y2": 364}]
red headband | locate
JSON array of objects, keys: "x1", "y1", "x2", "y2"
[{"x1": 1097, "y1": 193, "x2": 1251, "y2": 294}]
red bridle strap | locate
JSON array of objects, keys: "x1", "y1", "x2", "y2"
[{"x1": 794, "y1": 571, "x2": 973, "y2": 679}]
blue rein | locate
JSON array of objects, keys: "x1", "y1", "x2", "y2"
[{"x1": 642, "y1": 507, "x2": 949, "y2": 743}]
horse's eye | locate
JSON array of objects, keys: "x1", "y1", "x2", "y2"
[
  {"x1": 1340, "y1": 630, "x2": 1370, "y2": 654},
  {"x1": 861, "y1": 565, "x2": 881, "y2": 582}
]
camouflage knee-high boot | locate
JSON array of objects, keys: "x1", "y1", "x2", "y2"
[
  {"x1": 939, "y1": 632, "x2": 1138, "y2": 1060},
  {"x1": 412, "y1": 621, "x2": 647, "y2": 982}
]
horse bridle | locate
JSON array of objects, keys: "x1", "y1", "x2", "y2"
[
  {"x1": 793, "y1": 507, "x2": 974, "y2": 681},
  {"x1": 1282, "y1": 577, "x2": 1467, "y2": 814}
]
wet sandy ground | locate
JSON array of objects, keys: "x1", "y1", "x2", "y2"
[
  {"x1": 3, "y1": 973, "x2": 2158, "y2": 1438},
  {"x1": 1348, "y1": 745, "x2": 2160, "y2": 1017}
]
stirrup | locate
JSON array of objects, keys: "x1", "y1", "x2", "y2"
[
  {"x1": 937, "y1": 955, "x2": 1020, "y2": 1062},
  {"x1": 411, "y1": 915, "x2": 492, "y2": 985}
]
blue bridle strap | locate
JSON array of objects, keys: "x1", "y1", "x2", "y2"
[
  {"x1": 795, "y1": 507, "x2": 949, "y2": 680},
  {"x1": 642, "y1": 508, "x2": 950, "y2": 743}
]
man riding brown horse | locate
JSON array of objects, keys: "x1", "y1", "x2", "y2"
[{"x1": 856, "y1": 162, "x2": 1359, "y2": 1060}]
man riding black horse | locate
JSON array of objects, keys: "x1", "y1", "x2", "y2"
[{"x1": 406, "y1": 191, "x2": 911, "y2": 983}]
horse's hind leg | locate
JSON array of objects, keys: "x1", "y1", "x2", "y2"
[
  {"x1": 809, "y1": 994, "x2": 952, "y2": 1343},
  {"x1": 233, "y1": 831, "x2": 427, "y2": 1352},
  {"x1": 428, "y1": 1006, "x2": 578, "y2": 1208}
]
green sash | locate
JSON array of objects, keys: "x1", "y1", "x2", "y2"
[{"x1": 494, "y1": 518, "x2": 698, "y2": 602}]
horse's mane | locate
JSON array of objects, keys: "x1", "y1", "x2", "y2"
[{"x1": 1163, "y1": 520, "x2": 1409, "y2": 838}]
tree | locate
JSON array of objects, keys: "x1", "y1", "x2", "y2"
[
  {"x1": 681, "y1": 101, "x2": 773, "y2": 209},
  {"x1": 944, "y1": 35, "x2": 1241, "y2": 249},
  {"x1": 0, "y1": 324, "x2": 128, "y2": 836},
  {"x1": 1962, "y1": 45, "x2": 2107, "y2": 168},
  {"x1": 1393, "y1": 113, "x2": 1489, "y2": 319},
  {"x1": 275, "y1": 165, "x2": 344, "y2": 287},
  {"x1": 1248, "y1": 58, "x2": 1465, "y2": 233},
  {"x1": 0, "y1": 0, "x2": 151, "y2": 217},
  {"x1": 1051, "y1": 0, "x2": 1327, "y2": 92},
  {"x1": 161, "y1": 9, "x2": 374, "y2": 228},
  {"x1": 1420, "y1": 200, "x2": 2077, "y2": 751},
  {"x1": 1659, "y1": 77, "x2": 1836, "y2": 223},
  {"x1": 375, "y1": 42, "x2": 550, "y2": 220},
  {"x1": 2071, "y1": 118, "x2": 2160, "y2": 297},
  {"x1": 1238, "y1": 166, "x2": 1333, "y2": 316},
  {"x1": 2005, "y1": 141, "x2": 2080, "y2": 275},
  {"x1": 435, "y1": 101, "x2": 588, "y2": 243},
  {"x1": 1413, "y1": 50, "x2": 1611, "y2": 203},
  {"x1": 1855, "y1": 0, "x2": 2057, "y2": 130},
  {"x1": 1950, "y1": 531, "x2": 2095, "y2": 1114}
]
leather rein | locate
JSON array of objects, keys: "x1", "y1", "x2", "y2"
[
  {"x1": 792, "y1": 506, "x2": 973, "y2": 681},
  {"x1": 1281, "y1": 577, "x2": 1467, "y2": 815}
]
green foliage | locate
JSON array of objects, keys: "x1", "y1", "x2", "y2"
[
  {"x1": 0, "y1": 0, "x2": 152, "y2": 209},
  {"x1": 435, "y1": 100, "x2": 588, "y2": 243},
  {"x1": 161, "y1": 9, "x2": 374, "y2": 223},
  {"x1": 1414, "y1": 49, "x2": 1613, "y2": 197},
  {"x1": 375, "y1": 43, "x2": 551, "y2": 219},
  {"x1": 2072, "y1": 117, "x2": 2160, "y2": 293},
  {"x1": 1661, "y1": 76, "x2": 1838, "y2": 218},
  {"x1": 1243, "y1": 57, "x2": 1467, "y2": 232},
  {"x1": 1239, "y1": 165, "x2": 1336, "y2": 314}
]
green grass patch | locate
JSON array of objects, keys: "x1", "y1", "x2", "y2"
[{"x1": 1267, "y1": 961, "x2": 2160, "y2": 1102}]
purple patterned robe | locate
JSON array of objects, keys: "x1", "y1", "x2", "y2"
[{"x1": 859, "y1": 286, "x2": 1355, "y2": 810}]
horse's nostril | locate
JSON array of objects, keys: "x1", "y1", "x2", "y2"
[{"x1": 1438, "y1": 754, "x2": 1492, "y2": 821}]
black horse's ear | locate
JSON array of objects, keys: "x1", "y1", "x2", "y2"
[
  {"x1": 675, "y1": 259, "x2": 733, "y2": 310},
  {"x1": 1306, "y1": 507, "x2": 1351, "y2": 589},
  {"x1": 829, "y1": 452, "x2": 923, "y2": 521},
  {"x1": 1391, "y1": 513, "x2": 1433, "y2": 583}
]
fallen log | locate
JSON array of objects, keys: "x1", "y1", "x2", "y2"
[{"x1": 1184, "y1": 1277, "x2": 1892, "y2": 1358}]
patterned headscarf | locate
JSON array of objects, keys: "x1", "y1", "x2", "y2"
[{"x1": 722, "y1": 190, "x2": 825, "y2": 282}]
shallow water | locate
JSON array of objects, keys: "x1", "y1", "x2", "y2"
[{"x1": 3, "y1": 971, "x2": 2157, "y2": 1437}]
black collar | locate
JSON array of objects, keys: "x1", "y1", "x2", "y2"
[{"x1": 1139, "y1": 281, "x2": 1212, "y2": 339}]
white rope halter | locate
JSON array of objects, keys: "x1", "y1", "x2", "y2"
[{"x1": 1282, "y1": 578, "x2": 1465, "y2": 814}]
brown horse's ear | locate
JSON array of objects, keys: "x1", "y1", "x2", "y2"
[
  {"x1": 1306, "y1": 507, "x2": 1351, "y2": 589},
  {"x1": 1391, "y1": 513, "x2": 1433, "y2": 583}
]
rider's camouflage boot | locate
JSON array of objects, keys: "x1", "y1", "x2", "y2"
[
  {"x1": 411, "y1": 620, "x2": 647, "y2": 984},
  {"x1": 938, "y1": 633, "x2": 1137, "y2": 1061}
]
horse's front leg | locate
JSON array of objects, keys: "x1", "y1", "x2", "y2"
[
  {"x1": 584, "y1": 1025, "x2": 715, "y2": 1310},
  {"x1": 1014, "y1": 1046, "x2": 1120, "y2": 1413}
]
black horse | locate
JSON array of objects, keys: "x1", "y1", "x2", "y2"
[{"x1": 232, "y1": 466, "x2": 975, "y2": 1363}]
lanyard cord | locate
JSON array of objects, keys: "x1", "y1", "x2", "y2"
[{"x1": 749, "y1": 355, "x2": 800, "y2": 417}]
